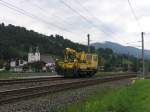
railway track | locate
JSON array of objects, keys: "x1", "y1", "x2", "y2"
[
  {"x1": 0, "y1": 72, "x2": 137, "y2": 86},
  {"x1": 0, "y1": 74, "x2": 137, "y2": 105},
  {"x1": 0, "y1": 76, "x2": 63, "y2": 86}
]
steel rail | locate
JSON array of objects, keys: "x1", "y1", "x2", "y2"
[
  {"x1": 0, "y1": 77, "x2": 63, "y2": 85},
  {"x1": 0, "y1": 72, "x2": 137, "y2": 86},
  {"x1": 0, "y1": 74, "x2": 137, "y2": 105}
]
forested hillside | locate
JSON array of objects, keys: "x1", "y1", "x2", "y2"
[
  {"x1": 97, "y1": 48, "x2": 143, "y2": 71},
  {"x1": 0, "y1": 23, "x2": 146, "y2": 72},
  {"x1": 0, "y1": 23, "x2": 89, "y2": 60},
  {"x1": 92, "y1": 42, "x2": 150, "y2": 59}
]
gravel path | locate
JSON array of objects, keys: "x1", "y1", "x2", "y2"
[{"x1": 0, "y1": 78, "x2": 133, "y2": 112}]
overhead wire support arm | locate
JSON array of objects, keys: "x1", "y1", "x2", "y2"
[{"x1": 127, "y1": 0, "x2": 145, "y2": 77}]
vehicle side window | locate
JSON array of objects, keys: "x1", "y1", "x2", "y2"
[{"x1": 86, "y1": 54, "x2": 92, "y2": 61}]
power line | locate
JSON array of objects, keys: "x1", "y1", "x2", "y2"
[
  {"x1": 73, "y1": 0, "x2": 115, "y2": 34},
  {"x1": 127, "y1": 0, "x2": 143, "y2": 31},
  {"x1": 28, "y1": 1, "x2": 86, "y2": 33},
  {"x1": 58, "y1": 0, "x2": 112, "y2": 36},
  {"x1": 57, "y1": 0, "x2": 122, "y2": 46},
  {"x1": 0, "y1": 0, "x2": 72, "y2": 33},
  {"x1": 0, "y1": 0, "x2": 98, "y2": 45},
  {"x1": 59, "y1": 0, "x2": 93, "y2": 24},
  {"x1": 67, "y1": 1, "x2": 134, "y2": 45},
  {"x1": 127, "y1": 0, "x2": 145, "y2": 77},
  {"x1": 31, "y1": 3, "x2": 68, "y2": 24}
]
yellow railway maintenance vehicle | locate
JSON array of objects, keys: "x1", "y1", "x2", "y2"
[{"x1": 55, "y1": 48, "x2": 98, "y2": 77}]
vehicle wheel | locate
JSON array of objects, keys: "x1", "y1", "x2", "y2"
[
  {"x1": 88, "y1": 72, "x2": 95, "y2": 77},
  {"x1": 73, "y1": 68, "x2": 78, "y2": 78}
]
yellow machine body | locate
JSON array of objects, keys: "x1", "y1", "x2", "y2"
[{"x1": 55, "y1": 48, "x2": 98, "y2": 77}]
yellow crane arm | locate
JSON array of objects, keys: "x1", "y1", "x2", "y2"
[{"x1": 64, "y1": 48, "x2": 77, "y2": 60}]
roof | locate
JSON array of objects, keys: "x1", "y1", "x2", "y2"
[{"x1": 41, "y1": 55, "x2": 55, "y2": 63}]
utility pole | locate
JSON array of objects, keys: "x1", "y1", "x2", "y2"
[
  {"x1": 137, "y1": 52, "x2": 139, "y2": 72},
  {"x1": 141, "y1": 32, "x2": 145, "y2": 77},
  {"x1": 87, "y1": 34, "x2": 90, "y2": 53},
  {"x1": 128, "y1": 52, "x2": 130, "y2": 72}
]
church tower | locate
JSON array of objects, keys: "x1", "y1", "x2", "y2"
[
  {"x1": 35, "y1": 46, "x2": 40, "y2": 61},
  {"x1": 28, "y1": 47, "x2": 34, "y2": 63}
]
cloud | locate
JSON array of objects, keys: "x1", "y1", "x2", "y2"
[{"x1": 0, "y1": 0, "x2": 150, "y2": 49}]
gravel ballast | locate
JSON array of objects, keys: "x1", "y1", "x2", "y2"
[{"x1": 0, "y1": 78, "x2": 133, "y2": 112}]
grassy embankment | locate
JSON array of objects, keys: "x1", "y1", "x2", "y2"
[
  {"x1": 62, "y1": 79, "x2": 150, "y2": 112},
  {"x1": 0, "y1": 72, "x2": 14, "y2": 79}
]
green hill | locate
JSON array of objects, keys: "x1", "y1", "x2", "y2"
[
  {"x1": 0, "y1": 23, "x2": 89, "y2": 60},
  {"x1": 92, "y1": 42, "x2": 150, "y2": 59},
  {"x1": 0, "y1": 23, "x2": 143, "y2": 72}
]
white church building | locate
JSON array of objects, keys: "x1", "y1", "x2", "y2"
[{"x1": 28, "y1": 47, "x2": 40, "y2": 63}]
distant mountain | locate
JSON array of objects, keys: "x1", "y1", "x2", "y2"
[{"x1": 92, "y1": 41, "x2": 150, "y2": 59}]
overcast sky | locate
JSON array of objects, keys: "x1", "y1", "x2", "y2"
[{"x1": 0, "y1": 0, "x2": 150, "y2": 49}]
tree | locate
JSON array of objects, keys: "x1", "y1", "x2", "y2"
[
  {"x1": 0, "y1": 23, "x2": 87, "y2": 60},
  {"x1": 25, "y1": 61, "x2": 46, "y2": 72},
  {"x1": 0, "y1": 60, "x2": 4, "y2": 68}
]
